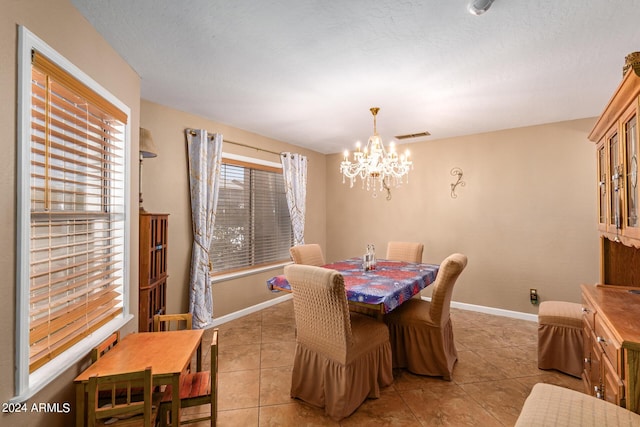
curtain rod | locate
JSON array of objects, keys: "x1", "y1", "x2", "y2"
[{"x1": 186, "y1": 128, "x2": 281, "y2": 157}]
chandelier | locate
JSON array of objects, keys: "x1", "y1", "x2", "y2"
[{"x1": 340, "y1": 107, "x2": 412, "y2": 199}]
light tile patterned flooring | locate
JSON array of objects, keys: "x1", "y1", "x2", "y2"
[{"x1": 185, "y1": 299, "x2": 582, "y2": 426}]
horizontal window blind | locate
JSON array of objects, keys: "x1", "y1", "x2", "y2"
[
  {"x1": 211, "y1": 159, "x2": 293, "y2": 274},
  {"x1": 28, "y1": 50, "x2": 126, "y2": 372}
]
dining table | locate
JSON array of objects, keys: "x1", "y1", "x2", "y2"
[
  {"x1": 74, "y1": 329, "x2": 204, "y2": 427},
  {"x1": 267, "y1": 257, "x2": 440, "y2": 315}
]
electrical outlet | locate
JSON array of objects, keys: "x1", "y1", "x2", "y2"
[{"x1": 530, "y1": 288, "x2": 538, "y2": 305}]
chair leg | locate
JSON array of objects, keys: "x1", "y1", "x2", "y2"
[{"x1": 158, "y1": 403, "x2": 170, "y2": 427}]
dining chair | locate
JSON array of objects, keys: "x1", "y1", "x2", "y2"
[
  {"x1": 289, "y1": 243, "x2": 326, "y2": 266},
  {"x1": 154, "y1": 312, "x2": 200, "y2": 372},
  {"x1": 153, "y1": 313, "x2": 193, "y2": 332},
  {"x1": 386, "y1": 241, "x2": 424, "y2": 263},
  {"x1": 158, "y1": 329, "x2": 218, "y2": 427},
  {"x1": 284, "y1": 264, "x2": 393, "y2": 420},
  {"x1": 91, "y1": 331, "x2": 120, "y2": 363},
  {"x1": 90, "y1": 331, "x2": 150, "y2": 403},
  {"x1": 87, "y1": 366, "x2": 159, "y2": 427},
  {"x1": 384, "y1": 253, "x2": 467, "y2": 380}
]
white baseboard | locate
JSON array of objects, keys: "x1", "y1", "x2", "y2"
[
  {"x1": 209, "y1": 293, "x2": 293, "y2": 327},
  {"x1": 421, "y1": 296, "x2": 538, "y2": 323},
  {"x1": 208, "y1": 293, "x2": 537, "y2": 328}
]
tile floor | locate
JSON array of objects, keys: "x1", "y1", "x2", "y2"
[{"x1": 185, "y1": 299, "x2": 583, "y2": 426}]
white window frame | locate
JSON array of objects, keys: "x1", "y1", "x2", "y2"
[
  {"x1": 13, "y1": 26, "x2": 133, "y2": 402},
  {"x1": 210, "y1": 152, "x2": 293, "y2": 282}
]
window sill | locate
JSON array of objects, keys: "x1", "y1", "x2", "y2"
[
  {"x1": 210, "y1": 261, "x2": 292, "y2": 284},
  {"x1": 10, "y1": 314, "x2": 133, "y2": 403}
]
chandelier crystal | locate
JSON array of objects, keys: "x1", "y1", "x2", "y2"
[{"x1": 340, "y1": 107, "x2": 413, "y2": 199}]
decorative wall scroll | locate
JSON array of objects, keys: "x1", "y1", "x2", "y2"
[{"x1": 450, "y1": 167, "x2": 465, "y2": 198}]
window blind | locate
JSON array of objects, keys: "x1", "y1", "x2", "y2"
[
  {"x1": 211, "y1": 158, "x2": 293, "y2": 274},
  {"x1": 28, "y1": 50, "x2": 126, "y2": 372}
]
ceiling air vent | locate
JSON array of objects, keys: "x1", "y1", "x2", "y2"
[{"x1": 394, "y1": 131, "x2": 431, "y2": 140}]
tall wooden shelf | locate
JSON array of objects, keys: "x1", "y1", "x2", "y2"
[
  {"x1": 582, "y1": 65, "x2": 640, "y2": 413},
  {"x1": 588, "y1": 67, "x2": 640, "y2": 250},
  {"x1": 139, "y1": 212, "x2": 169, "y2": 332}
]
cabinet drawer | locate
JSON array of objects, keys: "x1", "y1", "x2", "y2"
[
  {"x1": 595, "y1": 315, "x2": 622, "y2": 374},
  {"x1": 582, "y1": 295, "x2": 596, "y2": 331},
  {"x1": 603, "y1": 350, "x2": 625, "y2": 407}
]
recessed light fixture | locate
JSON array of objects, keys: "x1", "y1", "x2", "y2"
[{"x1": 468, "y1": 0, "x2": 494, "y2": 16}]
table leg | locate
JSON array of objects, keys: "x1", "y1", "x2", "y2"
[
  {"x1": 75, "y1": 383, "x2": 85, "y2": 427},
  {"x1": 170, "y1": 374, "x2": 181, "y2": 427}
]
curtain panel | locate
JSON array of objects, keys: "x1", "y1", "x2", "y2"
[
  {"x1": 280, "y1": 152, "x2": 308, "y2": 246},
  {"x1": 186, "y1": 129, "x2": 223, "y2": 329}
]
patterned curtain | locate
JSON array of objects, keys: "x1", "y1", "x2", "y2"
[
  {"x1": 281, "y1": 152, "x2": 307, "y2": 246},
  {"x1": 186, "y1": 129, "x2": 223, "y2": 329}
]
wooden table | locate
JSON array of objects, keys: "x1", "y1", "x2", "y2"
[
  {"x1": 74, "y1": 329, "x2": 204, "y2": 427},
  {"x1": 268, "y1": 258, "x2": 440, "y2": 315}
]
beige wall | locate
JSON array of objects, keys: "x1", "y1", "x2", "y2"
[
  {"x1": 0, "y1": 1, "x2": 603, "y2": 425},
  {"x1": 140, "y1": 100, "x2": 327, "y2": 317},
  {"x1": 326, "y1": 118, "x2": 600, "y2": 313},
  {"x1": 2, "y1": 1, "x2": 141, "y2": 426}
]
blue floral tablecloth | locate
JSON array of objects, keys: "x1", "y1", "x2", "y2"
[{"x1": 267, "y1": 258, "x2": 439, "y2": 313}]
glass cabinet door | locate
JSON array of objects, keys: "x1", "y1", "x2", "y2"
[
  {"x1": 625, "y1": 115, "x2": 638, "y2": 231},
  {"x1": 609, "y1": 132, "x2": 622, "y2": 232},
  {"x1": 598, "y1": 143, "x2": 607, "y2": 229}
]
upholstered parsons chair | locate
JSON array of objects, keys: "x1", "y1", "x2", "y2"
[
  {"x1": 289, "y1": 243, "x2": 325, "y2": 266},
  {"x1": 284, "y1": 264, "x2": 393, "y2": 420},
  {"x1": 386, "y1": 241, "x2": 424, "y2": 263},
  {"x1": 384, "y1": 253, "x2": 468, "y2": 380}
]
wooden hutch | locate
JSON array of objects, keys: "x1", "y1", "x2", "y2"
[
  {"x1": 583, "y1": 55, "x2": 640, "y2": 413},
  {"x1": 138, "y1": 212, "x2": 169, "y2": 332}
]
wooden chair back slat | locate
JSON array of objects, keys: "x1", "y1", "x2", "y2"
[
  {"x1": 87, "y1": 366, "x2": 154, "y2": 427},
  {"x1": 91, "y1": 331, "x2": 120, "y2": 363},
  {"x1": 153, "y1": 313, "x2": 193, "y2": 332}
]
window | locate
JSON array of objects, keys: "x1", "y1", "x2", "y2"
[
  {"x1": 15, "y1": 27, "x2": 131, "y2": 400},
  {"x1": 211, "y1": 156, "x2": 293, "y2": 274}
]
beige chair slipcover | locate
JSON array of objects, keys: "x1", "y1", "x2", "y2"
[
  {"x1": 386, "y1": 241, "x2": 424, "y2": 263},
  {"x1": 289, "y1": 243, "x2": 326, "y2": 266},
  {"x1": 384, "y1": 253, "x2": 468, "y2": 380},
  {"x1": 284, "y1": 264, "x2": 393, "y2": 420},
  {"x1": 537, "y1": 301, "x2": 583, "y2": 378},
  {"x1": 515, "y1": 383, "x2": 640, "y2": 426}
]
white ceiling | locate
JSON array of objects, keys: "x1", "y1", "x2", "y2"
[{"x1": 71, "y1": 0, "x2": 640, "y2": 154}]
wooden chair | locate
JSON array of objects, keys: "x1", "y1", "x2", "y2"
[
  {"x1": 91, "y1": 331, "x2": 120, "y2": 363},
  {"x1": 91, "y1": 331, "x2": 151, "y2": 403},
  {"x1": 289, "y1": 243, "x2": 326, "y2": 266},
  {"x1": 158, "y1": 329, "x2": 218, "y2": 427},
  {"x1": 154, "y1": 313, "x2": 199, "y2": 371},
  {"x1": 87, "y1": 367, "x2": 160, "y2": 427},
  {"x1": 386, "y1": 241, "x2": 424, "y2": 263},
  {"x1": 384, "y1": 253, "x2": 467, "y2": 380},
  {"x1": 153, "y1": 313, "x2": 193, "y2": 332},
  {"x1": 284, "y1": 264, "x2": 393, "y2": 420}
]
